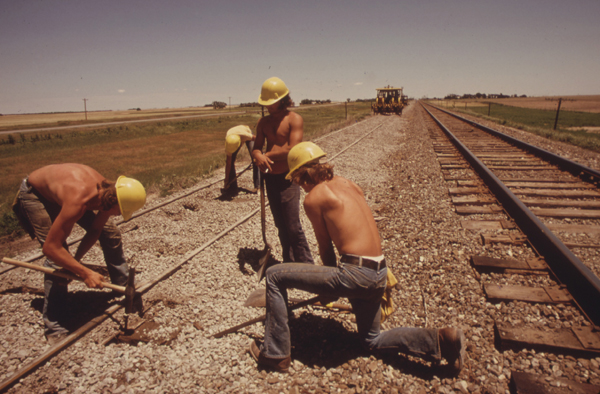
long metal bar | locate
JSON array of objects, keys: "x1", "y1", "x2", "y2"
[{"x1": 422, "y1": 103, "x2": 600, "y2": 325}]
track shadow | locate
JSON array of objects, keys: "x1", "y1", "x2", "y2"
[
  {"x1": 286, "y1": 312, "x2": 441, "y2": 380},
  {"x1": 216, "y1": 188, "x2": 239, "y2": 201},
  {"x1": 29, "y1": 289, "x2": 123, "y2": 333}
]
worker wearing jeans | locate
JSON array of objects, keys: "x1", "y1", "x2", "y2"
[
  {"x1": 249, "y1": 142, "x2": 465, "y2": 375},
  {"x1": 262, "y1": 260, "x2": 442, "y2": 361},
  {"x1": 264, "y1": 172, "x2": 314, "y2": 263},
  {"x1": 13, "y1": 170, "x2": 138, "y2": 341}
]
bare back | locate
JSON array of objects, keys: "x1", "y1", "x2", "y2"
[
  {"x1": 28, "y1": 163, "x2": 105, "y2": 209},
  {"x1": 304, "y1": 176, "x2": 382, "y2": 262}
]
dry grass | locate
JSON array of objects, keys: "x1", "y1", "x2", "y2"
[
  {"x1": 0, "y1": 102, "x2": 373, "y2": 237},
  {"x1": 434, "y1": 95, "x2": 600, "y2": 113},
  {"x1": 0, "y1": 106, "x2": 244, "y2": 130}
]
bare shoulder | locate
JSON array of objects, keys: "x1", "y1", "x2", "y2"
[
  {"x1": 305, "y1": 181, "x2": 341, "y2": 210},
  {"x1": 287, "y1": 111, "x2": 303, "y2": 125}
]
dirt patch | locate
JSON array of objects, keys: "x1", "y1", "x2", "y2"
[{"x1": 0, "y1": 234, "x2": 38, "y2": 259}]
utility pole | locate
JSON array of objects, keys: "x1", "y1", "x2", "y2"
[
  {"x1": 553, "y1": 98, "x2": 563, "y2": 130},
  {"x1": 83, "y1": 98, "x2": 88, "y2": 121},
  {"x1": 228, "y1": 97, "x2": 231, "y2": 109}
]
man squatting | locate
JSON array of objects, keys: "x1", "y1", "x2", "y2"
[{"x1": 249, "y1": 142, "x2": 466, "y2": 374}]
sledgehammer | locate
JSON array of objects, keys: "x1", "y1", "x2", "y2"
[{"x1": 1, "y1": 257, "x2": 141, "y2": 314}]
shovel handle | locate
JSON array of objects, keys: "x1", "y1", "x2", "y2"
[
  {"x1": 212, "y1": 295, "x2": 321, "y2": 338},
  {"x1": 2, "y1": 257, "x2": 126, "y2": 293}
]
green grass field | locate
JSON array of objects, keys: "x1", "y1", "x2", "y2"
[
  {"x1": 444, "y1": 102, "x2": 600, "y2": 152},
  {"x1": 0, "y1": 102, "x2": 372, "y2": 237}
]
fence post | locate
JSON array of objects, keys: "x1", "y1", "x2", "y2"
[
  {"x1": 488, "y1": 103, "x2": 491, "y2": 116},
  {"x1": 553, "y1": 98, "x2": 562, "y2": 130},
  {"x1": 345, "y1": 102, "x2": 348, "y2": 119}
]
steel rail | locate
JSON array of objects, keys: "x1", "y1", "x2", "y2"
[
  {"x1": 421, "y1": 103, "x2": 600, "y2": 325},
  {"x1": 0, "y1": 116, "x2": 388, "y2": 392},
  {"x1": 426, "y1": 103, "x2": 600, "y2": 184}
]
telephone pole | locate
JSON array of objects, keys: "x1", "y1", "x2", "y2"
[{"x1": 83, "y1": 98, "x2": 88, "y2": 121}]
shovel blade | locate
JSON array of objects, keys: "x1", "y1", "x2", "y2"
[{"x1": 244, "y1": 288, "x2": 266, "y2": 307}]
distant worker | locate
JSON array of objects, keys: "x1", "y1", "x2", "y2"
[
  {"x1": 249, "y1": 142, "x2": 466, "y2": 374},
  {"x1": 223, "y1": 125, "x2": 259, "y2": 193},
  {"x1": 252, "y1": 77, "x2": 314, "y2": 263},
  {"x1": 12, "y1": 164, "x2": 146, "y2": 343}
]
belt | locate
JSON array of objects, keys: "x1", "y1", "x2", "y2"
[{"x1": 340, "y1": 254, "x2": 386, "y2": 271}]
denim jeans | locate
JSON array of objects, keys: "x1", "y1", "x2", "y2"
[
  {"x1": 15, "y1": 178, "x2": 129, "y2": 335},
  {"x1": 262, "y1": 262, "x2": 441, "y2": 361},
  {"x1": 227, "y1": 141, "x2": 259, "y2": 190},
  {"x1": 264, "y1": 173, "x2": 314, "y2": 263}
]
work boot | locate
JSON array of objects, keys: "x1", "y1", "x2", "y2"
[
  {"x1": 438, "y1": 327, "x2": 466, "y2": 374},
  {"x1": 45, "y1": 331, "x2": 69, "y2": 346},
  {"x1": 248, "y1": 340, "x2": 291, "y2": 373}
]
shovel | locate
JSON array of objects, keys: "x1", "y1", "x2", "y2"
[
  {"x1": 243, "y1": 287, "x2": 353, "y2": 311},
  {"x1": 256, "y1": 172, "x2": 272, "y2": 282},
  {"x1": 212, "y1": 295, "x2": 320, "y2": 338}
]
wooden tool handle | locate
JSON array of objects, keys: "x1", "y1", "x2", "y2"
[
  {"x1": 212, "y1": 295, "x2": 320, "y2": 338},
  {"x1": 2, "y1": 257, "x2": 125, "y2": 293}
]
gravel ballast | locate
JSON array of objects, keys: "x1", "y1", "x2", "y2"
[{"x1": 1, "y1": 102, "x2": 599, "y2": 393}]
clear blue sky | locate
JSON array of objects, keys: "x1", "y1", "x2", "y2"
[{"x1": 1, "y1": 0, "x2": 599, "y2": 114}]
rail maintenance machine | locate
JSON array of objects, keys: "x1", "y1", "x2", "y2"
[{"x1": 372, "y1": 86, "x2": 408, "y2": 115}]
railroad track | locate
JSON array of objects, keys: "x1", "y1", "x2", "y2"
[
  {"x1": 2, "y1": 105, "x2": 599, "y2": 393},
  {"x1": 0, "y1": 116, "x2": 391, "y2": 392},
  {"x1": 420, "y1": 102, "x2": 600, "y2": 391}
]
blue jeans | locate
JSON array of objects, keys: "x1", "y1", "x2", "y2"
[
  {"x1": 15, "y1": 178, "x2": 129, "y2": 336},
  {"x1": 262, "y1": 262, "x2": 441, "y2": 361},
  {"x1": 264, "y1": 173, "x2": 313, "y2": 263},
  {"x1": 227, "y1": 141, "x2": 259, "y2": 190}
]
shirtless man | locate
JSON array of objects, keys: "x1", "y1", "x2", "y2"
[
  {"x1": 252, "y1": 77, "x2": 313, "y2": 263},
  {"x1": 13, "y1": 163, "x2": 146, "y2": 342},
  {"x1": 249, "y1": 142, "x2": 466, "y2": 375},
  {"x1": 223, "y1": 125, "x2": 258, "y2": 193}
]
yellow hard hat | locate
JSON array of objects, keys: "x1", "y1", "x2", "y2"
[
  {"x1": 116, "y1": 176, "x2": 146, "y2": 221},
  {"x1": 286, "y1": 142, "x2": 326, "y2": 180},
  {"x1": 258, "y1": 77, "x2": 289, "y2": 106},
  {"x1": 225, "y1": 134, "x2": 241, "y2": 155}
]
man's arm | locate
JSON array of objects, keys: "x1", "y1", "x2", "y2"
[
  {"x1": 252, "y1": 119, "x2": 274, "y2": 172},
  {"x1": 73, "y1": 210, "x2": 111, "y2": 263},
  {"x1": 42, "y1": 203, "x2": 105, "y2": 288},
  {"x1": 304, "y1": 194, "x2": 337, "y2": 267}
]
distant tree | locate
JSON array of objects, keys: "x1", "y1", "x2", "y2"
[
  {"x1": 212, "y1": 101, "x2": 227, "y2": 109},
  {"x1": 347, "y1": 98, "x2": 351, "y2": 103},
  {"x1": 300, "y1": 99, "x2": 312, "y2": 105}
]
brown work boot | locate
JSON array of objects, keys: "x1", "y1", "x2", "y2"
[
  {"x1": 438, "y1": 327, "x2": 466, "y2": 374},
  {"x1": 248, "y1": 340, "x2": 291, "y2": 373}
]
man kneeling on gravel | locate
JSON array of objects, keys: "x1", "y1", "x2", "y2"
[
  {"x1": 249, "y1": 142, "x2": 466, "y2": 374},
  {"x1": 12, "y1": 164, "x2": 146, "y2": 344}
]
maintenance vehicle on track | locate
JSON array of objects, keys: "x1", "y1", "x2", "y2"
[{"x1": 372, "y1": 86, "x2": 407, "y2": 115}]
